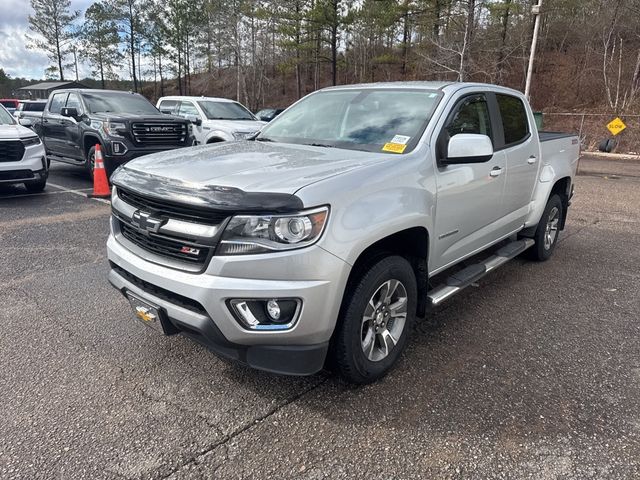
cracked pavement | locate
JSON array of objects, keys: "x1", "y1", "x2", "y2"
[{"x1": 1, "y1": 156, "x2": 639, "y2": 479}]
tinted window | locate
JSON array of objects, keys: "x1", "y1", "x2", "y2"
[
  {"x1": 83, "y1": 92, "x2": 158, "y2": 114},
  {"x1": 65, "y1": 93, "x2": 83, "y2": 113},
  {"x1": 0, "y1": 100, "x2": 18, "y2": 108},
  {"x1": 446, "y1": 95, "x2": 492, "y2": 139},
  {"x1": 21, "y1": 102, "x2": 46, "y2": 112},
  {"x1": 49, "y1": 93, "x2": 68, "y2": 114},
  {"x1": 159, "y1": 99, "x2": 178, "y2": 113},
  {"x1": 496, "y1": 94, "x2": 529, "y2": 145}
]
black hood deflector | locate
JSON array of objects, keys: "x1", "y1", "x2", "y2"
[{"x1": 111, "y1": 166, "x2": 304, "y2": 213}]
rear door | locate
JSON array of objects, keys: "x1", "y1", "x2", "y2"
[
  {"x1": 42, "y1": 92, "x2": 68, "y2": 156},
  {"x1": 431, "y1": 92, "x2": 509, "y2": 271},
  {"x1": 493, "y1": 93, "x2": 540, "y2": 228}
]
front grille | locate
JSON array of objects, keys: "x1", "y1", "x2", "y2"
[
  {"x1": 0, "y1": 141, "x2": 25, "y2": 163},
  {"x1": 131, "y1": 122, "x2": 187, "y2": 145},
  {"x1": 110, "y1": 261, "x2": 207, "y2": 315},
  {"x1": 117, "y1": 188, "x2": 228, "y2": 226},
  {"x1": 119, "y1": 221, "x2": 210, "y2": 266}
]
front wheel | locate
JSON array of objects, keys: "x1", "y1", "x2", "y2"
[
  {"x1": 331, "y1": 256, "x2": 417, "y2": 384},
  {"x1": 528, "y1": 194, "x2": 564, "y2": 261}
]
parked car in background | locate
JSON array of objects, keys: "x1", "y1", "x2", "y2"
[
  {"x1": 0, "y1": 104, "x2": 47, "y2": 192},
  {"x1": 0, "y1": 99, "x2": 20, "y2": 114},
  {"x1": 157, "y1": 96, "x2": 265, "y2": 145},
  {"x1": 37, "y1": 89, "x2": 193, "y2": 178},
  {"x1": 14, "y1": 100, "x2": 47, "y2": 124},
  {"x1": 107, "y1": 82, "x2": 579, "y2": 383},
  {"x1": 255, "y1": 108, "x2": 284, "y2": 122}
]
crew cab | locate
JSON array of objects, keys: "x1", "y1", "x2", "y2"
[
  {"x1": 14, "y1": 99, "x2": 47, "y2": 123},
  {"x1": 37, "y1": 89, "x2": 193, "y2": 178},
  {"x1": 0, "y1": 104, "x2": 47, "y2": 192},
  {"x1": 107, "y1": 82, "x2": 579, "y2": 383},
  {"x1": 157, "y1": 96, "x2": 265, "y2": 145}
]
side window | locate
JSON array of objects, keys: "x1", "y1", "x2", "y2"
[
  {"x1": 445, "y1": 95, "x2": 492, "y2": 139},
  {"x1": 177, "y1": 101, "x2": 199, "y2": 117},
  {"x1": 65, "y1": 93, "x2": 83, "y2": 113},
  {"x1": 159, "y1": 99, "x2": 177, "y2": 114},
  {"x1": 49, "y1": 93, "x2": 68, "y2": 114},
  {"x1": 496, "y1": 94, "x2": 529, "y2": 145}
]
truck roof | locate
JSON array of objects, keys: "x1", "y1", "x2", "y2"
[
  {"x1": 158, "y1": 96, "x2": 238, "y2": 103},
  {"x1": 320, "y1": 81, "x2": 526, "y2": 98},
  {"x1": 50, "y1": 89, "x2": 142, "y2": 96}
]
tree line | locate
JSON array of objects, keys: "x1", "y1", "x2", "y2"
[{"x1": 23, "y1": 0, "x2": 640, "y2": 112}]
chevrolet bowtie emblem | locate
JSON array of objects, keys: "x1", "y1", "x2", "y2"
[
  {"x1": 131, "y1": 210, "x2": 162, "y2": 234},
  {"x1": 135, "y1": 306, "x2": 156, "y2": 323}
]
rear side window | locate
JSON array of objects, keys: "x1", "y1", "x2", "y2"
[
  {"x1": 49, "y1": 93, "x2": 68, "y2": 114},
  {"x1": 496, "y1": 94, "x2": 529, "y2": 145},
  {"x1": 26, "y1": 102, "x2": 46, "y2": 112}
]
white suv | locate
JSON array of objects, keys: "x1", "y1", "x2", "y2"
[
  {"x1": 157, "y1": 96, "x2": 265, "y2": 145},
  {"x1": 0, "y1": 104, "x2": 48, "y2": 192}
]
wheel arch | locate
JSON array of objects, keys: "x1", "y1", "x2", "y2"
[
  {"x1": 550, "y1": 176, "x2": 572, "y2": 229},
  {"x1": 343, "y1": 227, "x2": 430, "y2": 318},
  {"x1": 83, "y1": 134, "x2": 103, "y2": 160}
]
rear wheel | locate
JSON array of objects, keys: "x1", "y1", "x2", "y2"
[
  {"x1": 331, "y1": 256, "x2": 417, "y2": 384},
  {"x1": 528, "y1": 194, "x2": 563, "y2": 261}
]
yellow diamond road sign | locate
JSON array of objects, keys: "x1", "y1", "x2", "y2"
[{"x1": 607, "y1": 117, "x2": 626, "y2": 136}]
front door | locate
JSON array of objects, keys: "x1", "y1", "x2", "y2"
[
  {"x1": 42, "y1": 92, "x2": 68, "y2": 156},
  {"x1": 431, "y1": 93, "x2": 508, "y2": 272}
]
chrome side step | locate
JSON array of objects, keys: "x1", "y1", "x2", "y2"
[{"x1": 427, "y1": 238, "x2": 535, "y2": 307}]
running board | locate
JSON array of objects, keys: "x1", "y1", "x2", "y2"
[{"x1": 427, "y1": 238, "x2": 535, "y2": 307}]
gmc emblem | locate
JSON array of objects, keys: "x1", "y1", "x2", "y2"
[{"x1": 148, "y1": 126, "x2": 174, "y2": 132}]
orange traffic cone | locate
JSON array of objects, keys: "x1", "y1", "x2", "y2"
[{"x1": 88, "y1": 144, "x2": 111, "y2": 199}]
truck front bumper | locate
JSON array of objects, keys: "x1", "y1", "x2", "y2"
[{"x1": 106, "y1": 234, "x2": 351, "y2": 375}]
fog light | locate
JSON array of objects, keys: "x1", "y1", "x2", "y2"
[
  {"x1": 111, "y1": 141, "x2": 128, "y2": 155},
  {"x1": 228, "y1": 298, "x2": 301, "y2": 331}
]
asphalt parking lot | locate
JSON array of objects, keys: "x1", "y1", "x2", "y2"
[{"x1": 1, "y1": 155, "x2": 639, "y2": 479}]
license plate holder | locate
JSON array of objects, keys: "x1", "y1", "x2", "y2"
[{"x1": 126, "y1": 292, "x2": 167, "y2": 334}]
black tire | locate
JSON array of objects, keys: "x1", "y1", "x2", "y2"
[
  {"x1": 85, "y1": 145, "x2": 97, "y2": 180},
  {"x1": 24, "y1": 176, "x2": 47, "y2": 193},
  {"x1": 331, "y1": 255, "x2": 417, "y2": 384},
  {"x1": 527, "y1": 194, "x2": 563, "y2": 261}
]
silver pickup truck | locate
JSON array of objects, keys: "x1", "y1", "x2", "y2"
[{"x1": 107, "y1": 82, "x2": 579, "y2": 383}]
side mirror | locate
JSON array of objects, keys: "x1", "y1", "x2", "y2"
[
  {"x1": 258, "y1": 114, "x2": 271, "y2": 122},
  {"x1": 61, "y1": 107, "x2": 79, "y2": 119},
  {"x1": 19, "y1": 118, "x2": 33, "y2": 127},
  {"x1": 443, "y1": 133, "x2": 493, "y2": 164},
  {"x1": 187, "y1": 115, "x2": 202, "y2": 126},
  {"x1": 160, "y1": 109, "x2": 173, "y2": 115}
]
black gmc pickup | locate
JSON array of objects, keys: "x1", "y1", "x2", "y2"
[{"x1": 35, "y1": 89, "x2": 193, "y2": 178}]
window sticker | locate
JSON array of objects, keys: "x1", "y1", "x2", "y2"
[
  {"x1": 390, "y1": 134, "x2": 410, "y2": 145},
  {"x1": 382, "y1": 142, "x2": 407, "y2": 153}
]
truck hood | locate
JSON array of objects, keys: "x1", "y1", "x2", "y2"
[
  {"x1": 0, "y1": 124, "x2": 40, "y2": 140},
  {"x1": 202, "y1": 119, "x2": 266, "y2": 133},
  {"x1": 112, "y1": 141, "x2": 391, "y2": 210},
  {"x1": 90, "y1": 112, "x2": 187, "y2": 123}
]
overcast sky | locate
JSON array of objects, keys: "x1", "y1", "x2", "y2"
[{"x1": 0, "y1": 0, "x2": 95, "y2": 79}]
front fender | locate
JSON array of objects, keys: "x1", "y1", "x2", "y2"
[{"x1": 205, "y1": 130, "x2": 233, "y2": 143}]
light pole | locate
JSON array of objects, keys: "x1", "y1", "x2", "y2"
[{"x1": 524, "y1": 0, "x2": 543, "y2": 101}]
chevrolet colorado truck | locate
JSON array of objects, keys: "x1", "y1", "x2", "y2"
[
  {"x1": 107, "y1": 82, "x2": 579, "y2": 383},
  {"x1": 37, "y1": 89, "x2": 192, "y2": 178},
  {"x1": 0, "y1": 104, "x2": 47, "y2": 192}
]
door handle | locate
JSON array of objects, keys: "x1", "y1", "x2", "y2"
[
  {"x1": 42, "y1": 119, "x2": 49, "y2": 124},
  {"x1": 527, "y1": 156, "x2": 537, "y2": 165},
  {"x1": 489, "y1": 167, "x2": 503, "y2": 177}
]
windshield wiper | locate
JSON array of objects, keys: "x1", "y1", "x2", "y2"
[
  {"x1": 255, "y1": 136, "x2": 274, "y2": 142},
  {"x1": 306, "y1": 143, "x2": 335, "y2": 148}
]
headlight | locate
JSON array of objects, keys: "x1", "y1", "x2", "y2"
[
  {"x1": 101, "y1": 121, "x2": 127, "y2": 137},
  {"x1": 22, "y1": 136, "x2": 41, "y2": 147},
  {"x1": 232, "y1": 131, "x2": 254, "y2": 141},
  {"x1": 218, "y1": 206, "x2": 329, "y2": 255}
]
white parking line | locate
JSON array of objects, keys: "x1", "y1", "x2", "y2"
[{"x1": 47, "y1": 182, "x2": 111, "y2": 205}]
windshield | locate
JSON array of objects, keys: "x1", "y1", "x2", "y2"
[
  {"x1": 0, "y1": 106, "x2": 15, "y2": 125},
  {"x1": 197, "y1": 101, "x2": 256, "y2": 120},
  {"x1": 84, "y1": 92, "x2": 159, "y2": 115},
  {"x1": 257, "y1": 88, "x2": 441, "y2": 153}
]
